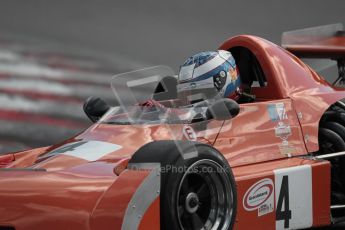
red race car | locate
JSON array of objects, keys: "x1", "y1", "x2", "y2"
[{"x1": 1, "y1": 24, "x2": 345, "y2": 230}]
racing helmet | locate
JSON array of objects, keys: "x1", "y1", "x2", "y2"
[{"x1": 177, "y1": 50, "x2": 241, "y2": 103}]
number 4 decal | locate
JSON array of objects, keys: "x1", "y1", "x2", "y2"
[
  {"x1": 275, "y1": 176, "x2": 292, "y2": 228},
  {"x1": 274, "y1": 165, "x2": 312, "y2": 230}
]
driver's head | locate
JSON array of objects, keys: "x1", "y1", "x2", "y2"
[{"x1": 177, "y1": 50, "x2": 241, "y2": 103}]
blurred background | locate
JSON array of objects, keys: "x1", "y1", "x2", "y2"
[{"x1": 0, "y1": 0, "x2": 344, "y2": 154}]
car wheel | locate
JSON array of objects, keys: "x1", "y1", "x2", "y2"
[
  {"x1": 129, "y1": 141, "x2": 237, "y2": 230},
  {"x1": 163, "y1": 144, "x2": 236, "y2": 230},
  {"x1": 319, "y1": 110, "x2": 345, "y2": 216}
]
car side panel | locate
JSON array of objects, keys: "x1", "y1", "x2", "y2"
[
  {"x1": 0, "y1": 168, "x2": 113, "y2": 230},
  {"x1": 215, "y1": 99, "x2": 307, "y2": 167},
  {"x1": 219, "y1": 34, "x2": 345, "y2": 153},
  {"x1": 91, "y1": 167, "x2": 160, "y2": 230},
  {"x1": 291, "y1": 90, "x2": 345, "y2": 152},
  {"x1": 311, "y1": 162, "x2": 331, "y2": 226},
  {"x1": 232, "y1": 157, "x2": 330, "y2": 229},
  {"x1": 138, "y1": 197, "x2": 160, "y2": 230}
]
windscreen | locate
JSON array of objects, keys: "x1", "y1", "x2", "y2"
[{"x1": 98, "y1": 66, "x2": 209, "y2": 125}]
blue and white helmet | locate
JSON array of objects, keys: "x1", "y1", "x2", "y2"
[{"x1": 177, "y1": 50, "x2": 241, "y2": 102}]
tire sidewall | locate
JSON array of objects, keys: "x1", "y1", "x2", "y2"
[{"x1": 160, "y1": 143, "x2": 237, "y2": 230}]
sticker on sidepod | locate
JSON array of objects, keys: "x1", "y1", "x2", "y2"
[
  {"x1": 267, "y1": 103, "x2": 288, "y2": 121},
  {"x1": 46, "y1": 140, "x2": 122, "y2": 161},
  {"x1": 183, "y1": 125, "x2": 197, "y2": 141},
  {"x1": 243, "y1": 178, "x2": 274, "y2": 217},
  {"x1": 279, "y1": 143, "x2": 296, "y2": 157},
  {"x1": 275, "y1": 122, "x2": 292, "y2": 140}
]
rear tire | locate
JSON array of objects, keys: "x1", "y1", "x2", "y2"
[{"x1": 319, "y1": 111, "x2": 345, "y2": 217}]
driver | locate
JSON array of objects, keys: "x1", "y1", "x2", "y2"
[
  {"x1": 177, "y1": 50, "x2": 241, "y2": 104},
  {"x1": 84, "y1": 50, "x2": 248, "y2": 122},
  {"x1": 141, "y1": 50, "x2": 245, "y2": 109}
]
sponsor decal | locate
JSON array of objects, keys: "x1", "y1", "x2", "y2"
[
  {"x1": 219, "y1": 70, "x2": 226, "y2": 78},
  {"x1": 229, "y1": 67, "x2": 238, "y2": 82},
  {"x1": 268, "y1": 103, "x2": 288, "y2": 121},
  {"x1": 279, "y1": 144, "x2": 296, "y2": 157},
  {"x1": 242, "y1": 106, "x2": 259, "y2": 113},
  {"x1": 258, "y1": 203, "x2": 272, "y2": 217},
  {"x1": 274, "y1": 165, "x2": 313, "y2": 229},
  {"x1": 243, "y1": 178, "x2": 274, "y2": 216},
  {"x1": 275, "y1": 122, "x2": 292, "y2": 141},
  {"x1": 183, "y1": 125, "x2": 197, "y2": 141}
]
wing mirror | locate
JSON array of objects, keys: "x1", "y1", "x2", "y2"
[
  {"x1": 83, "y1": 97, "x2": 110, "y2": 123},
  {"x1": 206, "y1": 98, "x2": 240, "y2": 120}
]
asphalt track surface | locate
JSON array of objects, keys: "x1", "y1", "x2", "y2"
[{"x1": 0, "y1": 0, "x2": 344, "y2": 229}]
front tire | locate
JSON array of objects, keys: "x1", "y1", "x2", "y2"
[
  {"x1": 162, "y1": 144, "x2": 237, "y2": 230},
  {"x1": 129, "y1": 141, "x2": 237, "y2": 230}
]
